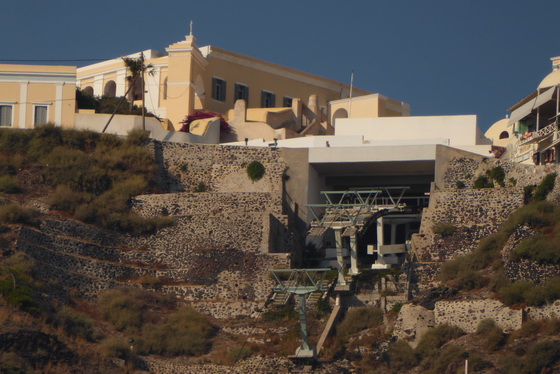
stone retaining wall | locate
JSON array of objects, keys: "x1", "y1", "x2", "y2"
[
  {"x1": 411, "y1": 188, "x2": 524, "y2": 293},
  {"x1": 434, "y1": 299, "x2": 522, "y2": 333},
  {"x1": 133, "y1": 192, "x2": 282, "y2": 218},
  {"x1": 150, "y1": 141, "x2": 287, "y2": 194},
  {"x1": 441, "y1": 157, "x2": 559, "y2": 190},
  {"x1": 15, "y1": 140, "x2": 293, "y2": 319}
]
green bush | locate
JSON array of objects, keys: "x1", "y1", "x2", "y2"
[
  {"x1": 524, "y1": 185, "x2": 536, "y2": 203},
  {"x1": 0, "y1": 253, "x2": 40, "y2": 313},
  {"x1": 474, "y1": 175, "x2": 494, "y2": 189},
  {"x1": 512, "y1": 233, "x2": 560, "y2": 264},
  {"x1": 0, "y1": 175, "x2": 21, "y2": 193},
  {"x1": 26, "y1": 124, "x2": 64, "y2": 160},
  {"x1": 246, "y1": 161, "x2": 265, "y2": 182},
  {"x1": 476, "y1": 319, "x2": 504, "y2": 350},
  {"x1": 390, "y1": 302, "x2": 403, "y2": 314},
  {"x1": 336, "y1": 307, "x2": 384, "y2": 338},
  {"x1": 533, "y1": 173, "x2": 557, "y2": 201},
  {"x1": 387, "y1": 339, "x2": 418, "y2": 371},
  {"x1": 432, "y1": 222, "x2": 456, "y2": 238},
  {"x1": 194, "y1": 182, "x2": 207, "y2": 192},
  {"x1": 439, "y1": 255, "x2": 485, "y2": 290},
  {"x1": 455, "y1": 181, "x2": 465, "y2": 189},
  {"x1": 125, "y1": 129, "x2": 149, "y2": 146},
  {"x1": 262, "y1": 305, "x2": 298, "y2": 322},
  {"x1": 498, "y1": 277, "x2": 560, "y2": 306},
  {"x1": 415, "y1": 324, "x2": 464, "y2": 359},
  {"x1": 0, "y1": 204, "x2": 39, "y2": 225},
  {"x1": 498, "y1": 280, "x2": 534, "y2": 306},
  {"x1": 488, "y1": 166, "x2": 506, "y2": 187},
  {"x1": 0, "y1": 129, "x2": 31, "y2": 154}
]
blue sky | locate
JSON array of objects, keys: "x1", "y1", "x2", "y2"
[{"x1": 2, "y1": 0, "x2": 558, "y2": 131}]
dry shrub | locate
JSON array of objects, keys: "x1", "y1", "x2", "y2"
[
  {"x1": 415, "y1": 324, "x2": 464, "y2": 359},
  {"x1": 337, "y1": 307, "x2": 384, "y2": 338},
  {"x1": 387, "y1": 339, "x2": 418, "y2": 371},
  {"x1": 98, "y1": 288, "x2": 144, "y2": 332},
  {"x1": 0, "y1": 175, "x2": 21, "y2": 193},
  {"x1": 136, "y1": 307, "x2": 214, "y2": 356},
  {"x1": 0, "y1": 204, "x2": 38, "y2": 225},
  {"x1": 50, "y1": 306, "x2": 96, "y2": 341},
  {"x1": 476, "y1": 318, "x2": 504, "y2": 351}
]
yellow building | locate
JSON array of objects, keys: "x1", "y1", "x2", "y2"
[
  {"x1": 77, "y1": 31, "x2": 408, "y2": 137},
  {"x1": 0, "y1": 64, "x2": 76, "y2": 129}
]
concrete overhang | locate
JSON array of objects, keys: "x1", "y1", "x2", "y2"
[{"x1": 309, "y1": 144, "x2": 437, "y2": 165}]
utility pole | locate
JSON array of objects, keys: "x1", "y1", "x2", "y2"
[{"x1": 141, "y1": 52, "x2": 146, "y2": 132}]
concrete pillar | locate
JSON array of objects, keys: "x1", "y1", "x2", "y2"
[
  {"x1": 349, "y1": 233, "x2": 358, "y2": 275},
  {"x1": 335, "y1": 228, "x2": 346, "y2": 286},
  {"x1": 377, "y1": 217, "x2": 384, "y2": 248},
  {"x1": 19, "y1": 82, "x2": 28, "y2": 128},
  {"x1": 308, "y1": 94, "x2": 319, "y2": 117}
]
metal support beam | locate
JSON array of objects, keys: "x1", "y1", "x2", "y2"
[{"x1": 295, "y1": 294, "x2": 316, "y2": 358}]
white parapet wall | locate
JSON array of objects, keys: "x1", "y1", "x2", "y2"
[
  {"x1": 75, "y1": 113, "x2": 220, "y2": 144},
  {"x1": 335, "y1": 115, "x2": 492, "y2": 154}
]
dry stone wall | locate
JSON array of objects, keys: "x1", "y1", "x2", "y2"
[
  {"x1": 411, "y1": 188, "x2": 524, "y2": 293},
  {"x1": 501, "y1": 225, "x2": 560, "y2": 284},
  {"x1": 149, "y1": 141, "x2": 287, "y2": 194},
  {"x1": 434, "y1": 300, "x2": 522, "y2": 333},
  {"x1": 442, "y1": 157, "x2": 558, "y2": 190},
  {"x1": 16, "y1": 141, "x2": 292, "y2": 319}
]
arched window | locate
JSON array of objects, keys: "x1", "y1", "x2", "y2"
[
  {"x1": 83, "y1": 86, "x2": 94, "y2": 96},
  {"x1": 104, "y1": 80, "x2": 116, "y2": 97},
  {"x1": 499, "y1": 131, "x2": 509, "y2": 139},
  {"x1": 332, "y1": 108, "x2": 349, "y2": 124}
]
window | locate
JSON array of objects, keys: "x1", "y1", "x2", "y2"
[
  {"x1": 235, "y1": 83, "x2": 249, "y2": 104},
  {"x1": 499, "y1": 131, "x2": 509, "y2": 139},
  {"x1": 261, "y1": 91, "x2": 276, "y2": 108},
  {"x1": 0, "y1": 105, "x2": 13, "y2": 127},
  {"x1": 282, "y1": 96, "x2": 293, "y2": 108},
  {"x1": 212, "y1": 77, "x2": 226, "y2": 102},
  {"x1": 34, "y1": 105, "x2": 48, "y2": 126}
]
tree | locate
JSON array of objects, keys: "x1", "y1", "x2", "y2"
[{"x1": 122, "y1": 55, "x2": 154, "y2": 130}]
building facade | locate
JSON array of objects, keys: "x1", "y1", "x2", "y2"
[
  {"x1": 77, "y1": 32, "x2": 409, "y2": 132},
  {"x1": 486, "y1": 56, "x2": 560, "y2": 164},
  {"x1": 0, "y1": 64, "x2": 76, "y2": 129}
]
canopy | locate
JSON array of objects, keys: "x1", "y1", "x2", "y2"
[{"x1": 508, "y1": 86, "x2": 556, "y2": 127}]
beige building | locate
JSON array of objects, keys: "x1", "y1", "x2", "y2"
[
  {"x1": 0, "y1": 64, "x2": 76, "y2": 129},
  {"x1": 77, "y1": 31, "x2": 409, "y2": 140},
  {"x1": 486, "y1": 56, "x2": 560, "y2": 164}
]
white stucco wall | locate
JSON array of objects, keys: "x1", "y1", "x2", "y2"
[
  {"x1": 309, "y1": 144, "x2": 438, "y2": 163},
  {"x1": 75, "y1": 113, "x2": 219, "y2": 144},
  {"x1": 335, "y1": 115, "x2": 485, "y2": 147}
]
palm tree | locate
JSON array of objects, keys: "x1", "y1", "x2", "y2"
[{"x1": 122, "y1": 54, "x2": 154, "y2": 130}]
